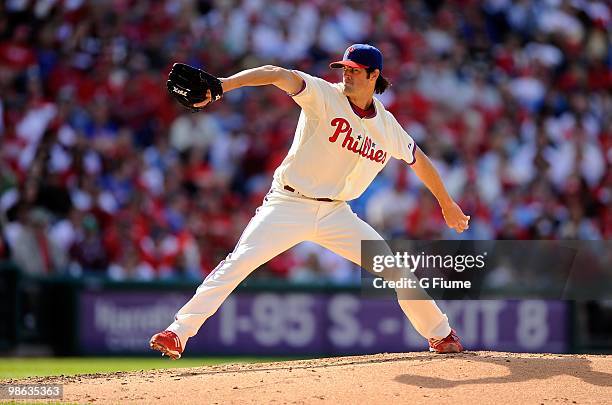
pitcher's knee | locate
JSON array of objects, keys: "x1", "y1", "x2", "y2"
[{"x1": 203, "y1": 252, "x2": 264, "y2": 283}]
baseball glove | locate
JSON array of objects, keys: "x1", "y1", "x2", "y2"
[{"x1": 166, "y1": 63, "x2": 223, "y2": 112}]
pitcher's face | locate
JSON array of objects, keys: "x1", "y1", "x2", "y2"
[{"x1": 342, "y1": 67, "x2": 377, "y2": 97}]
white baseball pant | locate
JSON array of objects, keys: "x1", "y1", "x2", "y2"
[{"x1": 167, "y1": 185, "x2": 451, "y2": 347}]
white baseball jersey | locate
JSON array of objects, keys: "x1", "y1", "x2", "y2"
[
  {"x1": 273, "y1": 70, "x2": 417, "y2": 201},
  {"x1": 166, "y1": 69, "x2": 452, "y2": 350}
]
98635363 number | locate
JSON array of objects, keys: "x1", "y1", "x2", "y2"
[{"x1": 1, "y1": 384, "x2": 63, "y2": 399}]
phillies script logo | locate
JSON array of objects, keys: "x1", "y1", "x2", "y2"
[{"x1": 328, "y1": 118, "x2": 387, "y2": 164}]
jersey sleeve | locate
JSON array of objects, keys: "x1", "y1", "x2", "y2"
[
  {"x1": 387, "y1": 112, "x2": 417, "y2": 165},
  {"x1": 288, "y1": 70, "x2": 332, "y2": 115}
]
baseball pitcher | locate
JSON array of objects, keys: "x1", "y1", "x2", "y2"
[{"x1": 151, "y1": 44, "x2": 469, "y2": 359}]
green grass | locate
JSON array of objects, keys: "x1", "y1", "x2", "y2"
[{"x1": 0, "y1": 357, "x2": 292, "y2": 379}]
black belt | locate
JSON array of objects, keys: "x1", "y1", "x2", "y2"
[{"x1": 283, "y1": 185, "x2": 334, "y2": 202}]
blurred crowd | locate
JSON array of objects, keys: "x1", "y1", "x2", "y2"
[{"x1": 0, "y1": 0, "x2": 609, "y2": 283}]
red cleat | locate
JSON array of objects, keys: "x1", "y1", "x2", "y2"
[
  {"x1": 149, "y1": 330, "x2": 183, "y2": 360},
  {"x1": 428, "y1": 329, "x2": 464, "y2": 353}
]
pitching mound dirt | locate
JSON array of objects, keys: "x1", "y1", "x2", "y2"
[{"x1": 7, "y1": 351, "x2": 612, "y2": 404}]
